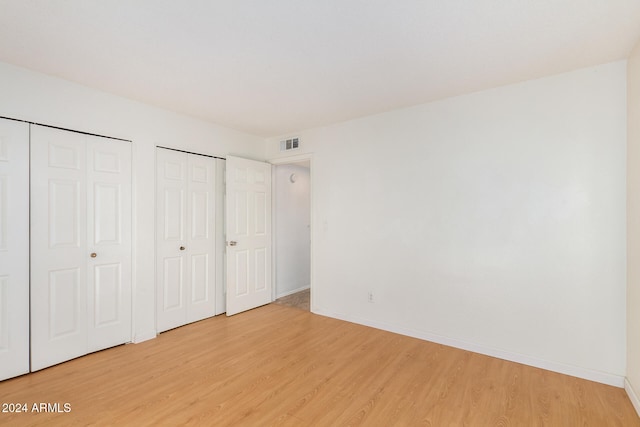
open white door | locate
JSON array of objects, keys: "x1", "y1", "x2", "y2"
[{"x1": 226, "y1": 156, "x2": 272, "y2": 316}]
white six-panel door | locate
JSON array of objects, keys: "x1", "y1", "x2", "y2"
[
  {"x1": 0, "y1": 119, "x2": 29, "y2": 381},
  {"x1": 186, "y1": 154, "x2": 217, "y2": 323},
  {"x1": 86, "y1": 137, "x2": 132, "y2": 352},
  {"x1": 156, "y1": 148, "x2": 187, "y2": 331},
  {"x1": 156, "y1": 148, "x2": 216, "y2": 332},
  {"x1": 226, "y1": 156, "x2": 272, "y2": 316},
  {"x1": 30, "y1": 125, "x2": 131, "y2": 371}
]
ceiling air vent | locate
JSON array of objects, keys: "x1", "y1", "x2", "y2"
[{"x1": 280, "y1": 137, "x2": 300, "y2": 152}]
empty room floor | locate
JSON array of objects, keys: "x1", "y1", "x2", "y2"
[
  {"x1": 273, "y1": 289, "x2": 310, "y2": 311},
  {"x1": 0, "y1": 304, "x2": 637, "y2": 426}
]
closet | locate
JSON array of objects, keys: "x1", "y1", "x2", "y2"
[
  {"x1": 156, "y1": 148, "x2": 218, "y2": 332},
  {"x1": 30, "y1": 125, "x2": 132, "y2": 371},
  {"x1": 0, "y1": 118, "x2": 29, "y2": 381}
]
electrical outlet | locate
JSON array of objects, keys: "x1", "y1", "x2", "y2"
[{"x1": 367, "y1": 291, "x2": 374, "y2": 303}]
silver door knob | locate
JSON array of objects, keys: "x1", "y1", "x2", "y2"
[
  {"x1": 228, "y1": 241, "x2": 237, "y2": 246},
  {"x1": 179, "y1": 246, "x2": 185, "y2": 251},
  {"x1": 90, "y1": 253, "x2": 97, "y2": 258}
]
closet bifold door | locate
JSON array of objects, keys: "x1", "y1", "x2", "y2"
[
  {"x1": 0, "y1": 118, "x2": 29, "y2": 381},
  {"x1": 156, "y1": 148, "x2": 216, "y2": 333},
  {"x1": 30, "y1": 125, "x2": 132, "y2": 371}
]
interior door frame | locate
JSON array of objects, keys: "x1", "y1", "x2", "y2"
[{"x1": 269, "y1": 153, "x2": 314, "y2": 312}]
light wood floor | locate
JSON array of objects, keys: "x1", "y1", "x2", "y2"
[{"x1": 0, "y1": 304, "x2": 638, "y2": 426}]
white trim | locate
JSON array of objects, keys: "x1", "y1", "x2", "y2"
[
  {"x1": 276, "y1": 285, "x2": 310, "y2": 299},
  {"x1": 626, "y1": 378, "x2": 640, "y2": 417},
  {"x1": 312, "y1": 307, "x2": 625, "y2": 388},
  {"x1": 269, "y1": 153, "x2": 313, "y2": 165}
]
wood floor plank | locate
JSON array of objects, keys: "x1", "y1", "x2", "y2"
[{"x1": 0, "y1": 304, "x2": 637, "y2": 426}]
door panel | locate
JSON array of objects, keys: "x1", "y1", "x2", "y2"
[
  {"x1": 49, "y1": 268, "x2": 82, "y2": 338},
  {"x1": 185, "y1": 154, "x2": 215, "y2": 323},
  {"x1": 31, "y1": 125, "x2": 88, "y2": 371},
  {"x1": 49, "y1": 180, "x2": 81, "y2": 247},
  {"x1": 93, "y1": 183, "x2": 121, "y2": 244},
  {"x1": 164, "y1": 159, "x2": 184, "y2": 180},
  {"x1": 86, "y1": 137, "x2": 131, "y2": 352},
  {"x1": 234, "y1": 250, "x2": 249, "y2": 296},
  {"x1": 226, "y1": 156, "x2": 272, "y2": 316},
  {"x1": 93, "y1": 263, "x2": 121, "y2": 325},
  {"x1": 156, "y1": 149, "x2": 188, "y2": 332},
  {"x1": 48, "y1": 141, "x2": 81, "y2": 169},
  {"x1": 255, "y1": 192, "x2": 267, "y2": 235},
  {"x1": 234, "y1": 191, "x2": 248, "y2": 235},
  {"x1": 93, "y1": 149, "x2": 120, "y2": 173},
  {"x1": 255, "y1": 248, "x2": 267, "y2": 291},
  {"x1": 164, "y1": 188, "x2": 185, "y2": 240},
  {"x1": 191, "y1": 191, "x2": 208, "y2": 239},
  {"x1": 163, "y1": 257, "x2": 184, "y2": 310},
  {"x1": 0, "y1": 119, "x2": 29, "y2": 381},
  {"x1": 156, "y1": 148, "x2": 216, "y2": 330},
  {"x1": 190, "y1": 253, "x2": 209, "y2": 303}
]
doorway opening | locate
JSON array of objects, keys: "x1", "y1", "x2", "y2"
[{"x1": 271, "y1": 156, "x2": 312, "y2": 311}]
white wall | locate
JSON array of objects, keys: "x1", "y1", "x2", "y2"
[
  {"x1": 0, "y1": 60, "x2": 264, "y2": 343},
  {"x1": 267, "y1": 61, "x2": 627, "y2": 386},
  {"x1": 627, "y1": 39, "x2": 640, "y2": 412},
  {"x1": 275, "y1": 164, "x2": 310, "y2": 297}
]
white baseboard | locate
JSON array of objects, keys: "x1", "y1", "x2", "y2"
[
  {"x1": 626, "y1": 378, "x2": 640, "y2": 417},
  {"x1": 132, "y1": 331, "x2": 157, "y2": 344},
  {"x1": 312, "y1": 307, "x2": 625, "y2": 388},
  {"x1": 276, "y1": 285, "x2": 310, "y2": 299}
]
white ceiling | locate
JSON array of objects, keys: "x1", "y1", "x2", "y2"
[{"x1": 0, "y1": 1, "x2": 639, "y2": 137}]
